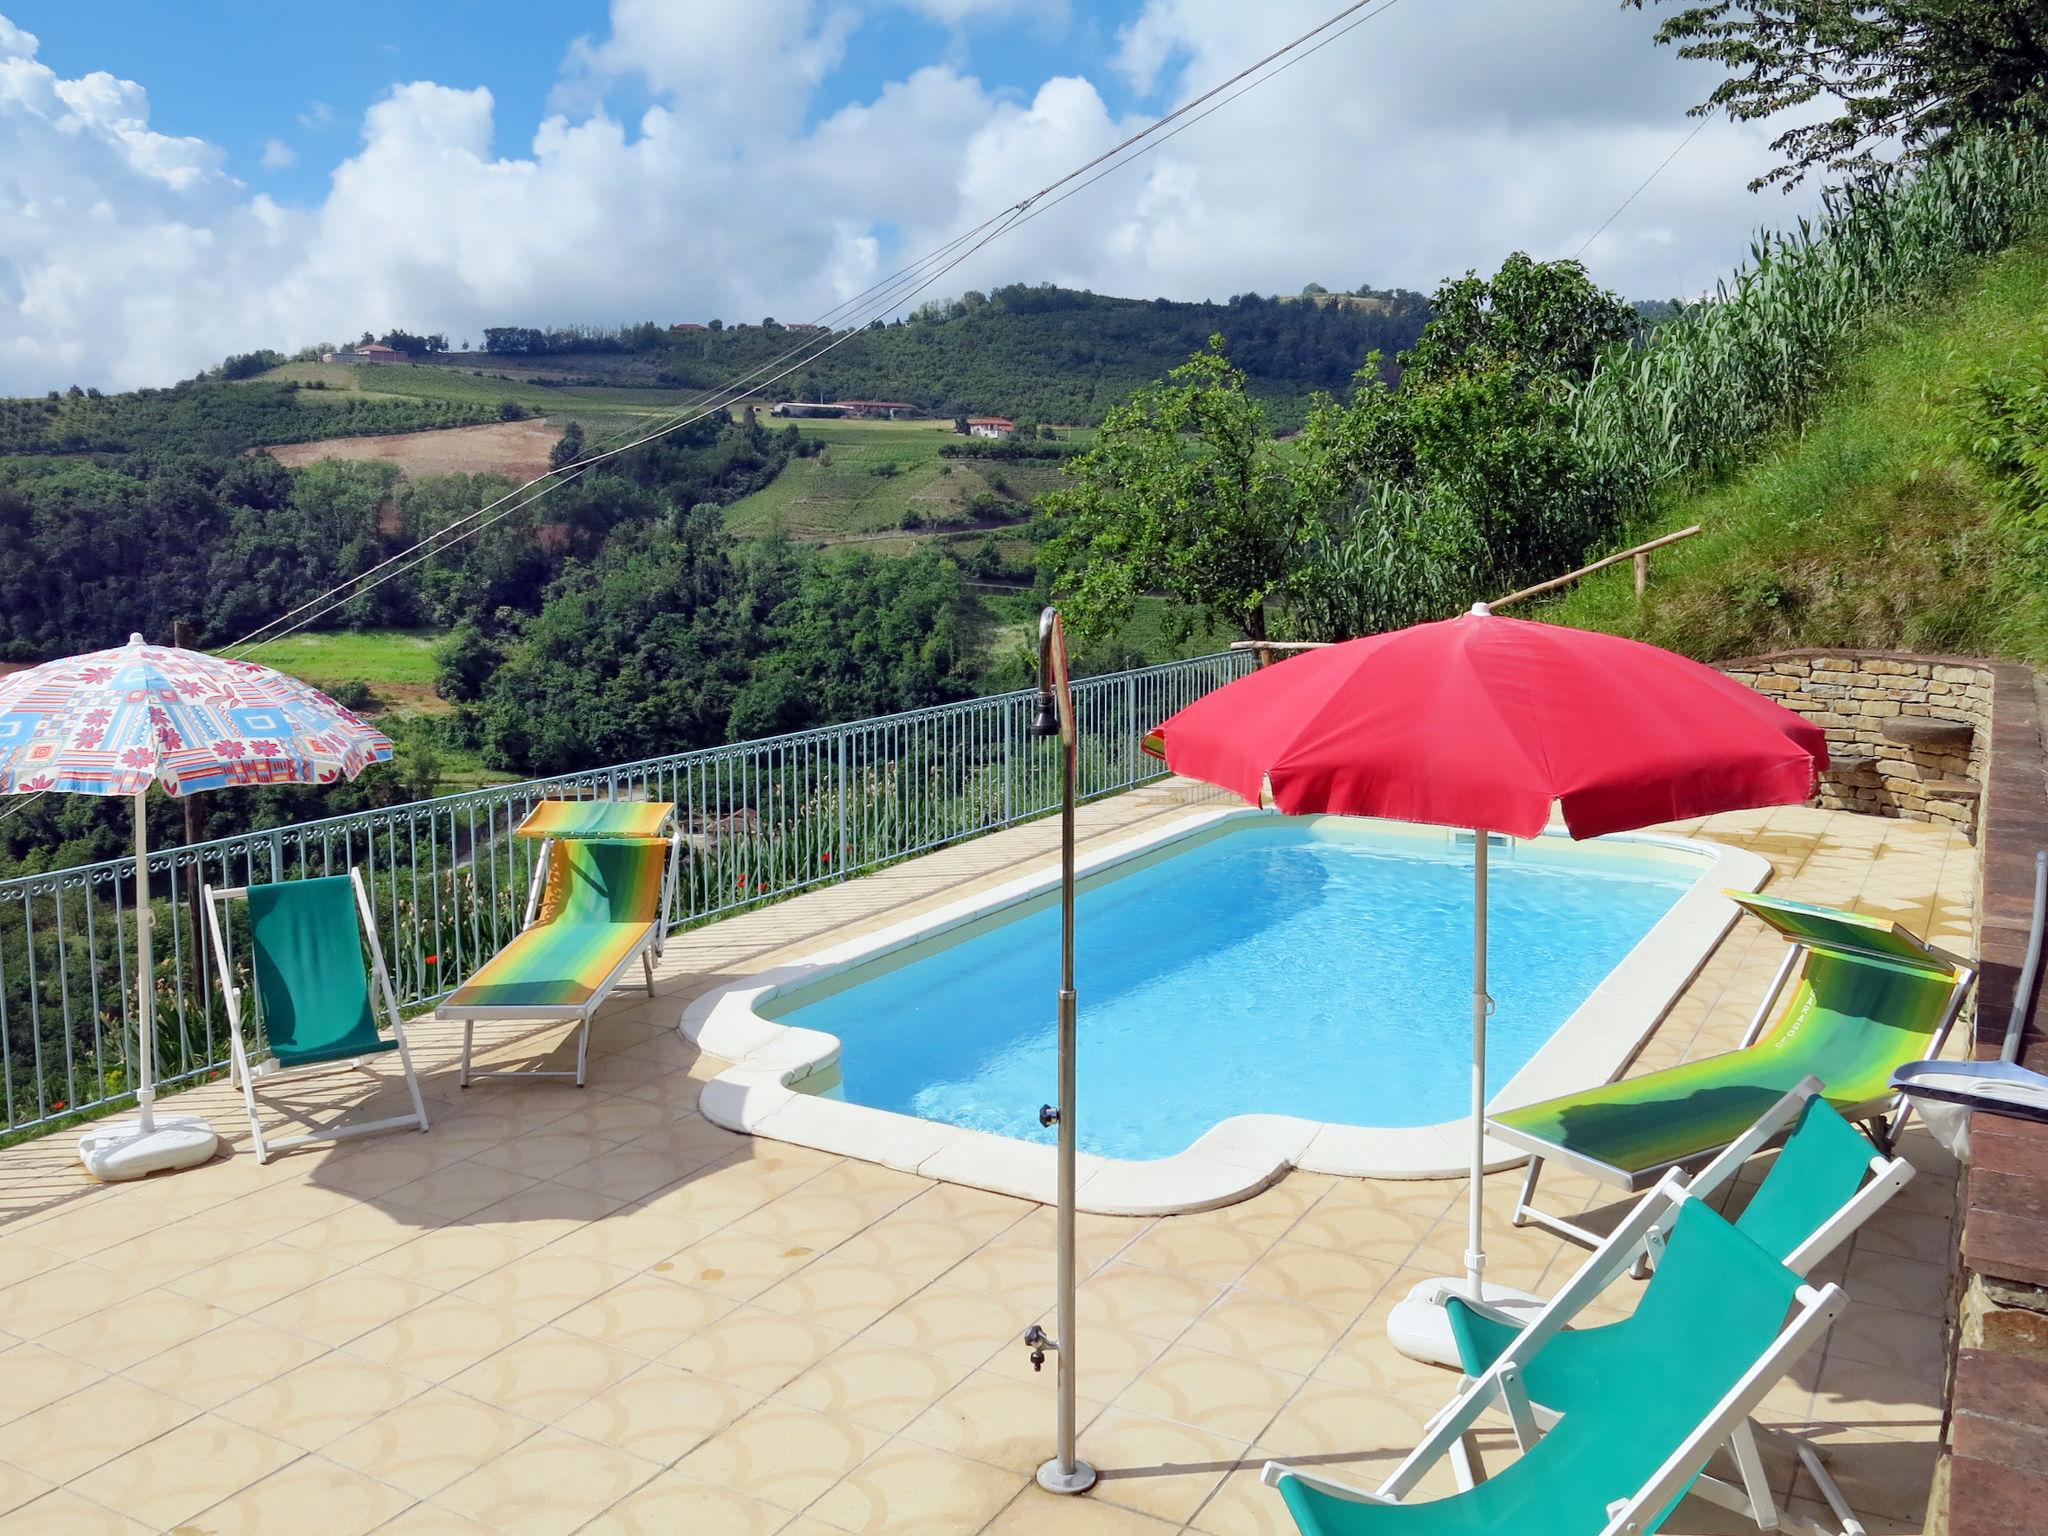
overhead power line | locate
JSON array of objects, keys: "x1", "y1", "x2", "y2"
[
  {"x1": 225, "y1": 0, "x2": 1404, "y2": 658},
  {"x1": 1573, "y1": 108, "x2": 1719, "y2": 262}
]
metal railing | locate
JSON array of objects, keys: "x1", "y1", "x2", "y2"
[{"x1": 0, "y1": 650, "x2": 1252, "y2": 1140}]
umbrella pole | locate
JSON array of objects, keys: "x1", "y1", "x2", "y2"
[
  {"x1": 1466, "y1": 832, "x2": 1488, "y2": 1299},
  {"x1": 132, "y1": 790, "x2": 156, "y2": 1138}
]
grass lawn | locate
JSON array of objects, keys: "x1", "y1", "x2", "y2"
[
  {"x1": 1542, "y1": 233, "x2": 2048, "y2": 664},
  {"x1": 253, "y1": 362, "x2": 681, "y2": 437},
  {"x1": 249, "y1": 628, "x2": 444, "y2": 693}
]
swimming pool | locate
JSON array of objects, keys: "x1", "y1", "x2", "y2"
[
  {"x1": 684, "y1": 809, "x2": 1769, "y2": 1213},
  {"x1": 771, "y1": 819, "x2": 1688, "y2": 1159}
]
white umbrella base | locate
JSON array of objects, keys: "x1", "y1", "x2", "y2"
[
  {"x1": 1386, "y1": 1273, "x2": 1547, "y2": 1369},
  {"x1": 77, "y1": 1115, "x2": 219, "y2": 1181}
]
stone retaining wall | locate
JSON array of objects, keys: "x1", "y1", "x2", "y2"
[{"x1": 1719, "y1": 650, "x2": 1994, "y2": 836}]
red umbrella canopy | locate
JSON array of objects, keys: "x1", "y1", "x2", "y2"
[{"x1": 1147, "y1": 607, "x2": 1828, "y2": 840}]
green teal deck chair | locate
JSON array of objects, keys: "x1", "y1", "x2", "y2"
[
  {"x1": 1489, "y1": 890, "x2": 1974, "y2": 1251},
  {"x1": 202, "y1": 870, "x2": 430, "y2": 1164},
  {"x1": 434, "y1": 799, "x2": 680, "y2": 1088},
  {"x1": 1443, "y1": 1079, "x2": 1907, "y2": 1535},
  {"x1": 1262, "y1": 1198, "x2": 1848, "y2": 1536}
]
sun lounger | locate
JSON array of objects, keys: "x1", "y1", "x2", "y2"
[
  {"x1": 1489, "y1": 890, "x2": 1973, "y2": 1251},
  {"x1": 1263, "y1": 1198, "x2": 1847, "y2": 1536},
  {"x1": 1443, "y1": 1079, "x2": 1906, "y2": 1534},
  {"x1": 435, "y1": 799, "x2": 680, "y2": 1088},
  {"x1": 203, "y1": 870, "x2": 431, "y2": 1163},
  {"x1": 1893, "y1": 1057, "x2": 2048, "y2": 1158}
]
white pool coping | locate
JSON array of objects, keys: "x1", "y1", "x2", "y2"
[{"x1": 678, "y1": 808, "x2": 1771, "y2": 1216}]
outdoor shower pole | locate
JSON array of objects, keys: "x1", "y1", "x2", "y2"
[{"x1": 1027, "y1": 606, "x2": 1096, "y2": 1496}]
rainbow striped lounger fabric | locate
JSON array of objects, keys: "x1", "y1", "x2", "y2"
[
  {"x1": 1488, "y1": 890, "x2": 1977, "y2": 1252},
  {"x1": 436, "y1": 799, "x2": 680, "y2": 1088}
]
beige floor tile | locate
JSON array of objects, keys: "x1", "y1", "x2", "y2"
[
  {"x1": 1078, "y1": 1406, "x2": 1250, "y2": 1525},
  {"x1": 1256, "y1": 1378, "x2": 1435, "y2": 1467},
  {"x1": 861, "y1": 1282, "x2": 1036, "y2": 1368},
  {"x1": 984, "y1": 1311, "x2": 1170, "y2": 1400},
  {"x1": 777, "y1": 1337, "x2": 970, "y2": 1432},
  {"x1": 470, "y1": 1129, "x2": 621, "y2": 1181},
  {"x1": 447, "y1": 1326, "x2": 645, "y2": 1421},
  {"x1": 1073, "y1": 1261, "x2": 1225, "y2": 1343},
  {"x1": 0, "y1": 1455, "x2": 48, "y2": 1518},
  {"x1": 125, "y1": 1316, "x2": 328, "y2": 1409},
  {"x1": 1117, "y1": 1219, "x2": 1269, "y2": 1287},
  {"x1": 69, "y1": 1412, "x2": 301, "y2": 1532},
  {"x1": 0, "y1": 1487, "x2": 153, "y2": 1534},
  {"x1": 981, "y1": 1487, "x2": 1182, "y2": 1535},
  {"x1": 0, "y1": 1341, "x2": 105, "y2": 1425},
  {"x1": 364, "y1": 1223, "x2": 530, "y2": 1292},
  {"x1": 555, "y1": 1362, "x2": 759, "y2": 1463},
  {"x1": 0, "y1": 1260, "x2": 150, "y2": 1339},
  {"x1": 901, "y1": 1370, "x2": 1107, "y2": 1475},
  {"x1": 672, "y1": 1402, "x2": 885, "y2": 1512},
  {"x1": 452, "y1": 1246, "x2": 635, "y2": 1325},
  {"x1": 0, "y1": 1374, "x2": 195, "y2": 1482},
  {"x1": 220, "y1": 1350, "x2": 426, "y2": 1451},
  {"x1": 663, "y1": 1303, "x2": 850, "y2": 1394},
  {"x1": 807, "y1": 1439, "x2": 1026, "y2": 1535},
  {"x1": 553, "y1": 1273, "x2": 736, "y2": 1359},
  {"x1": 165, "y1": 1240, "x2": 352, "y2": 1315},
  {"x1": 41, "y1": 1287, "x2": 234, "y2": 1373},
  {"x1": 1180, "y1": 1291, "x2": 1348, "y2": 1376},
  {"x1": 277, "y1": 1199, "x2": 442, "y2": 1265},
  {"x1": 254, "y1": 1268, "x2": 440, "y2": 1348},
  {"x1": 752, "y1": 1256, "x2": 925, "y2": 1335},
  {"x1": 185, "y1": 1455, "x2": 415, "y2": 1536},
  {"x1": 662, "y1": 1227, "x2": 822, "y2": 1301},
  {"x1": 437, "y1": 1426, "x2": 659, "y2": 1536},
  {"x1": 94, "y1": 1217, "x2": 258, "y2": 1288},
  {"x1": 574, "y1": 1468, "x2": 789, "y2": 1536},
  {"x1": 1116, "y1": 1343, "x2": 1302, "y2": 1443},
  {"x1": 1233, "y1": 1241, "x2": 1394, "y2": 1319},
  {"x1": 326, "y1": 1386, "x2": 543, "y2": 1498},
  {"x1": 552, "y1": 1146, "x2": 693, "y2": 1204},
  {"x1": 1283, "y1": 1194, "x2": 1439, "y2": 1266},
  {"x1": 344, "y1": 1293, "x2": 539, "y2": 1382},
  {"x1": 1789, "y1": 1426, "x2": 1942, "y2": 1524},
  {"x1": 1187, "y1": 1460, "x2": 1302, "y2": 1536},
  {"x1": 463, "y1": 1181, "x2": 629, "y2": 1245}
]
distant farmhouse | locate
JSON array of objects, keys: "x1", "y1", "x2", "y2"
[
  {"x1": 321, "y1": 342, "x2": 410, "y2": 364},
  {"x1": 968, "y1": 416, "x2": 1015, "y2": 440},
  {"x1": 770, "y1": 399, "x2": 917, "y2": 420},
  {"x1": 669, "y1": 322, "x2": 708, "y2": 332}
]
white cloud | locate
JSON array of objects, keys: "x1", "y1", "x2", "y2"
[
  {"x1": 0, "y1": 0, "x2": 1828, "y2": 394},
  {"x1": 259, "y1": 137, "x2": 294, "y2": 169}
]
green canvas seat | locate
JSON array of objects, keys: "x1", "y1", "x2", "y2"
[
  {"x1": 1264, "y1": 1200, "x2": 1845, "y2": 1536},
  {"x1": 204, "y1": 871, "x2": 429, "y2": 1163},
  {"x1": 1489, "y1": 891, "x2": 1973, "y2": 1253},
  {"x1": 434, "y1": 799, "x2": 680, "y2": 1088},
  {"x1": 1440, "y1": 1084, "x2": 1907, "y2": 1535}
]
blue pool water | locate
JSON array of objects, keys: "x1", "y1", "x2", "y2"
[{"x1": 769, "y1": 820, "x2": 1693, "y2": 1160}]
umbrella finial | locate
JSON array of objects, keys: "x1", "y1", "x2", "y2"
[
  {"x1": 128, "y1": 632, "x2": 145, "y2": 645},
  {"x1": 1468, "y1": 602, "x2": 1492, "y2": 617}
]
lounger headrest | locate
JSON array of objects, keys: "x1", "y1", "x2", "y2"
[{"x1": 515, "y1": 799, "x2": 674, "y2": 841}]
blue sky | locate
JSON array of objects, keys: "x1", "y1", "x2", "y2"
[
  {"x1": 5, "y1": 1, "x2": 1161, "y2": 205},
  {"x1": 0, "y1": 2, "x2": 1820, "y2": 392}
]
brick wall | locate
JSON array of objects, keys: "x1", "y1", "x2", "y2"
[{"x1": 1719, "y1": 650, "x2": 1994, "y2": 836}]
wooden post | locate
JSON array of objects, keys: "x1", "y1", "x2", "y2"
[{"x1": 1634, "y1": 551, "x2": 1649, "y2": 601}]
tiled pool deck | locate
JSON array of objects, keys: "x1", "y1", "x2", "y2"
[{"x1": 0, "y1": 782, "x2": 1977, "y2": 1535}]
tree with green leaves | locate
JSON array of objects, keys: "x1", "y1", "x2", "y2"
[
  {"x1": 1043, "y1": 339, "x2": 1296, "y2": 643},
  {"x1": 1627, "y1": 0, "x2": 2048, "y2": 189}
]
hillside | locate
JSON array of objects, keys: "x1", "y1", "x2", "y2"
[
  {"x1": 1540, "y1": 233, "x2": 2048, "y2": 664},
  {"x1": 451, "y1": 282, "x2": 1436, "y2": 427}
]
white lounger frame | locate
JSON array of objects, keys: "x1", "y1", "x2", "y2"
[
  {"x1": 436, "y1": 823, "x2": 682, "y2": 1088},
  {"x1": 1499, "y1": 939, "x2": 1972, "y2": 1253},
  {"x1": 1262, "y1": 1165, "x2": 1853, "y2": 1536},
  {"x1": 1440, "y1": 1078, "x2": 1908, "y2": 1534},
  {"x1": 202, "y1": 869, "x2": 431, "y2": 1164}
]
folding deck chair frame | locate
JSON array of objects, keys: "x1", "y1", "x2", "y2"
[
  {"x1": 1444, "y1": 1078, "x2": 1910, "y2": 1535},
  {"x1": 435, "y1": 800, "x2": 682, "y2": 1089},
  {"x1": 202, "y1": 869, "x2": 431, "y2": 1164},
  {"x1": 1263, "y1": 1195, "x2": 1851, "y2": 1536},
  {"x1": 1493, "y1": 892, "x2": 1973, "y2": 1254}
]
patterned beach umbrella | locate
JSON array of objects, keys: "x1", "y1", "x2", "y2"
[
  {"x1": 0, "y1": 634, "x2": 392, "y2": 1181},
  {"x1": 0, "y1": 633, "x2": 390, "y2": 797}
]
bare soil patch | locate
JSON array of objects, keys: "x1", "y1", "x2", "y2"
[{"x1": 263, "y1": 418, "x2": 558, "y2": 481}]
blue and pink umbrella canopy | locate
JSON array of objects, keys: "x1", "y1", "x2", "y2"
[{"x1": 0, "y1": 633, "x2": 391, "y2": 796}]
